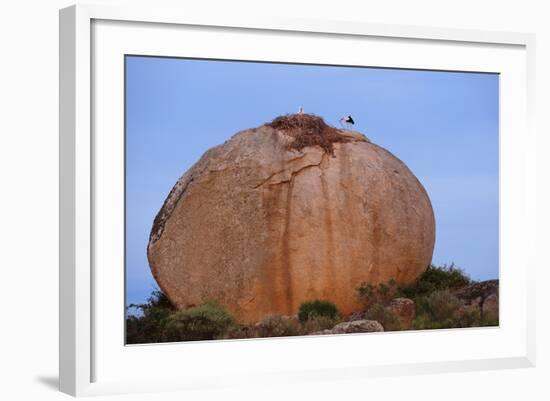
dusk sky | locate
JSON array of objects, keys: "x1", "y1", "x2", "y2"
[{"x1": 125, "y1": 56, "x2": 499, "y2": 307}]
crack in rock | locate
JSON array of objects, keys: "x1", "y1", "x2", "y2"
[{"x1": 252, "y1": 151, "x2": 325, "y2": 189}]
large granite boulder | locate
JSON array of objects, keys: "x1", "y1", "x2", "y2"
[{"x1": 148, "y1": 114, "x2": 436, "y2": 322}]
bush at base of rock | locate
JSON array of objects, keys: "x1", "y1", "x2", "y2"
[
  {"x1": 412, "y1": 288, "x2": 498, "y2": 330},
  {"x1": 225, "y1": 314, "x2": 340, "y2": 339},
  {"x1": 399, "y1": 264, "x2": 472, "y2": 299},
  {"x1": 387, "y1": 298, "x2": 416, "y2": 329},
  {"x1": 418, "y1": 290, "x2": 462, "y2": 322},
  {"x1": 126, "y1": 275, "x2": 499, "y2": 343},
  {"x1": 454, "y1": 280, "x2": 499, "y2": 326},
  {"x1": 481, "y1": 294, "x2": 499, "y2": 324},
  {"x1": 301, "y1": 315, "x2": 340, "y2": 333},
  {"x1": 455, "y1": 305, "x2": 482, "y2": 328},
  {"x1": 126, "y1": 289, "x2": 176, "y2": 344},
  {"x1": 365, "y1": 303, "x2": 402, "y2": 331},
  {"x1": 298, "y1": 300, "x2": 340, "y2": 322},
  {"x1": 356, "y1": 279, "x2": 400, "y2": 309},
  {"x1": 162, "y1": 302, "x2": 234, "y2": 342},
  {"x1": 252, "y1": 315, "x2": 302, "y2": 338}
]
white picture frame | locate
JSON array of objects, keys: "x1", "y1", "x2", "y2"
[{"x1": 59, "y1": 4, "x2": 536, "y2": 397}]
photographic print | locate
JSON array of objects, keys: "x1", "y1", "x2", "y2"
[{"x1": 125, "y1": 56, "x2": 499, "y2": 344}]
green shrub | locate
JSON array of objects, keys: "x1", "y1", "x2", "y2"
[
  {"x1": 126, "y1": 289, "x2": 175, "y2": 344},
  {"x1": 479, "y1": 315, "x2": 499, "y2": 327},
  {"x1": 400, "y1": 264, "x2": 471, "y2": 299},
  {"x1": 224, "y1": 324, "x2": 255, "y2": 339},
  {"x1": 413, "y1": 289, "x2": 467, "y2": 330},
  {"x1": 412, "y1": 314, "x2": 454, "y2": 330},
  {"x1": 163, "y1": 302, "x2": 234, "y2": 342},
  {"x1": 455, "y1": 305, "x2": 482, "y2": 328},
  {"x1": 298, "y1": 300, "x2": 340, "y2": 322},
  {"x1": 252, "y1": 315, "x2": 303, "y2": 337},
  {"x1": 417, "y1": 289, "x2": 462, "y2": 321},
  {"x1": 301, "y1": 315, "x2": 340, "y2": 333},
  {"x1": 365, "y1": 303, "x2": 402, "y2": 331},
  {"x1": 356, "y1": 279, "x2": 399, "y2": 308}
]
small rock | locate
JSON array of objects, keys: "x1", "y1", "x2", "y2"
[
  {"x1": 310, "y1": 329, "x2": 333, "y2": 335},
  {"x1": 311, "y1": 320, "x2": 384, "y2": 335}
]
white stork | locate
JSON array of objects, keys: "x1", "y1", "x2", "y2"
[{"x1": 340, "y1": 115, "x2": 355, "y2": 129}]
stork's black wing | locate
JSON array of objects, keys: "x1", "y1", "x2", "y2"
[{"x1": 348, "y1": 116, "x2": 355, "y2": 124}]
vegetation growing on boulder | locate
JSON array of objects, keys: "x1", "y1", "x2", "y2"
[{"x1": 267, "y1": 113, "x2": 351, "y2": 156}]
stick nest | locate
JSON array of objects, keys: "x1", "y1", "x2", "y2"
[{"x1": 267, "y1": 113, "x2": 351, "y2": 156}]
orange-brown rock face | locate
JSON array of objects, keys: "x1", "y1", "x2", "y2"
[{"x1": 148, "y1": 115, "x2": 435, "y2": 322}]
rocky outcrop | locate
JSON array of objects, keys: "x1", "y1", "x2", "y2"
[
  {"x1": 454, "y1": 280, "x2": 499, "y2": 321},
  {"x1": 312, "y1": 320, "x2": 384, "y2": 335},
  {"x1": 147, "y1": 114, "x2": 436, "y2": 322},
  {"x1": 387, "y1": 298, "x2": 416, "y2": 329},
  {"x1": 481, "y1": 294, "x2": 499, "y2": 322},
  {"x1": 347, "y1": 311, "x2": 367, "y2": 322}
]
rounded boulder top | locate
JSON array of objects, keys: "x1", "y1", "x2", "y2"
[{"x1": 147, "y1": 114, "x2": 436, "y2": 322}]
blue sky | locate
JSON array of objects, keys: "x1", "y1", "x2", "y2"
[{"x1": 125, "y1": 56, "x2": 499, "y2": 306}]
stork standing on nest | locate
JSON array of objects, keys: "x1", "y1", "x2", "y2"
[
  {"x1": 298, "y1": 106, "x2": 304, "y2": 115},
  {"x1": 340, "y1": 115, "x2": 355, "y2": 129}
]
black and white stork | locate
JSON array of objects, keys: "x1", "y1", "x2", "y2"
[{"x1": 340, "y1": 115, "x2": 355, "y2": 129}]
